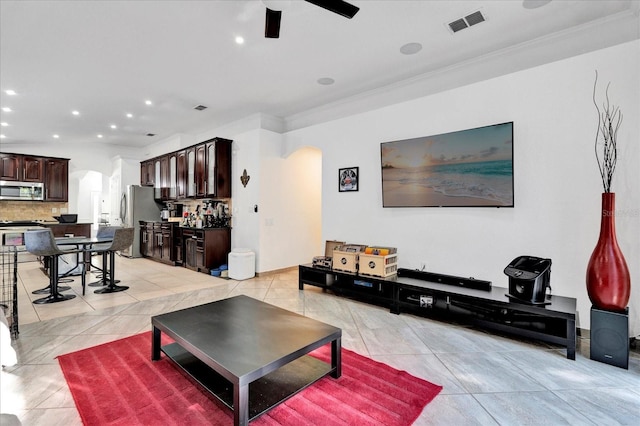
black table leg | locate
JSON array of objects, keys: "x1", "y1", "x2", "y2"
[
  {"x1": 234, "y1": 380, "x2": 249, "y2": 426},
  {"x1": 566, "y1": 318, "x2": 576, "y2": 360},
  {"x1": 331, "y1": 337, "x2": 342, "y2": 378},
  {"x1": 151, "y1": 327, "x2": 161, "y2": 361}
]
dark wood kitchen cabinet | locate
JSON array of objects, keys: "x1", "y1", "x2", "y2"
[
  {"x1": 1, "y1": 152, "x2": 68, "y2": 201},
  {"x1": 205, "y1": 138, "x2": 231, "y2": 198},
  {"x1": 159, "y1": 155, "x2": 170, "y2": 201},
  {"x1": 140, "y1": 222, "x2": 153, "y2": 257},
  {"x1": 0, "y1": 153, "x2": 20, "y2": 181},
  {"x1": 139, "y1": 137, "x2": 232, "y2": 201},
  {"x1": 168, "y1": 153, "x2": 177, "y2": 200},
  {"x1": 44, "y1": 158, "x2": 68, "y2": 202},
  {"x1": 186, "y1": 146, "x2": 196, "y2": 198},
  {"x1": 140, "y1": 160, "x2": 155, "y2": 186},
  {"x1": 140, "y1": 222, "x2": 176, "y2": 265},
  {"x1": 173, "y1": 226, "x2": 184, "y2": 265},
  {"x1": 23, "y1": 156, "x2": 45, "y2": 182},
  {"x1": 195, "y1": 143, "x2": 207, "y2": 198},
  {"x1": 182, "y1": 227, "x2": 230, "y2": 273},
  {"x1": 153, "y1": 223, "x2": 173, "y2": 262},
  {"x1": 0, "y1": 153, "x2": 44, "y2": 182},
  {"x1": 176, "y1": 150, "x2": 187, "y2": 199}
]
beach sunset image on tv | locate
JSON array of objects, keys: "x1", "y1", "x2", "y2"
[{"x1": 381, "y1": 122, "x2": 514, "y2": 207}]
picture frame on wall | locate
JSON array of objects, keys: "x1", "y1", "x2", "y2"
[{"x1": 339, "y1": 167, "x2": 359, "y2": 192}]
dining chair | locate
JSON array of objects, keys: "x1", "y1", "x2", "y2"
[
  {"x1": 93, "y1": 227, "x2": 135, "y2": 294},
  {"x1": 24, "y1": 229, "x2": 77, "y2": 304}
]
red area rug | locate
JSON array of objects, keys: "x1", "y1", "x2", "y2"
[{"x1": 58, "y1": 332, "x2": 441, "y2": 425}]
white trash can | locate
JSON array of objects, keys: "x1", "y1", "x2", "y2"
[{"x1": 228, "y1": 248, "x2": 255, "y2": 280}]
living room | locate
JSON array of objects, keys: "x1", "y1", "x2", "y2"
[{"x1": 1, "y1": 1, "x2": 639, "y2": 424}]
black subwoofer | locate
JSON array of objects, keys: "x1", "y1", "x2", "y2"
[{"x1": 590, "y1": 306, "x2": 629, "y2": 369}]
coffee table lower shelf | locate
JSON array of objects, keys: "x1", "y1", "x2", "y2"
[{"x1": 161, "y1": 342, "x2": 333, "y2": 421}]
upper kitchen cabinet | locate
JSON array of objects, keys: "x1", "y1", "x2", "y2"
[
  {"x1": 159, "y1": 155, "x2": 170, "y2": 201},
  {"x1": 195, "y1": 143, "x2": 207, "y2": 198},
  {"x1": 140, "y1": 137, "x2": 232, "y2": 201},
  {"x1": 44, "y1": 158, "x2": 69, "y2": 202},
  {"x1": 169, "y1": 153, "x2": 177, "y2": 200},
  {"x1": 186, "y1": 146, "x2": 196, "y2": 198},
  {"x1": 23, "y1": 156, "x2": 45, "y2": 182},
  {"x1": 140, "y1": 160, "x2": 155, "y2": 186},
  {"x1": 176, "y1": 150, "x2": 187, "y2": 199},
  {"x1": 0, "y1": 153, "x2": 44, "y2": 182},
  {"x1": 206, "y1": 138, "x2": 231, "y2": 198}
]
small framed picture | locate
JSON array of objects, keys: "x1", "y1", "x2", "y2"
[{"x1": 338, "y1": 167, "x2": 359, "y2": 192}]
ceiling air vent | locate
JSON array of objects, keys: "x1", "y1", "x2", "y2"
[
  {"x1": 465, "y1": 11, "x2": 485, "y2": 26},
  {"x1": 193, "y1": 104, "x2": 208, "y2": 111},
  {"x1": 448, "y1": 18, "x2": 468, "y2": 33},
  {"x1": 448, "y1": 10, "x2": 486, "y2": 34}
]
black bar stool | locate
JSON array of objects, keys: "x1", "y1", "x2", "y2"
[
  {"x1": 88, "y1": 226, "x2": 120, "y2": 288},
  {"x1": 24, "y1": 229, "x2": 78, "y2": 304},
  {"x1": 94, "y1": 227, "x2": 134, "y2": 294}
]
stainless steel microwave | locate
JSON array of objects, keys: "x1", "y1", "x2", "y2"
[{"x1": 0, "y1": 180, "x2": 44, "y2": 201}]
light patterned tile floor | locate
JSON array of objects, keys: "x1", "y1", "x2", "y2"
[{"x1": 2, "y1": 256, "x2": 640, "y2": 425}]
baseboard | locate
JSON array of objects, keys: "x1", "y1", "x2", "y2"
[{"x1": 256, "y1": 265, "x2": 298, "y2": 277}]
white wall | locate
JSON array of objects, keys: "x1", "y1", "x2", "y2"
[
  {"x1": 207, "y1": 126, "x2": 322, "y2": 273},
  {"x1": 284, "y1": 40, "x2": 640, "y2": 335}
]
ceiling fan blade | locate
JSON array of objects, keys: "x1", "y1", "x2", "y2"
[
  {"x1": 304, "y1": 0, "x2": 359, "y2": 19},
  {"x1": 265, "y1": 8, "x2": 282, "y2": 38}
]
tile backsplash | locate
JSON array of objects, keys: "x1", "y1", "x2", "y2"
[{"x1": 0, "y1": 201, "x2": 69, "y2": 221}]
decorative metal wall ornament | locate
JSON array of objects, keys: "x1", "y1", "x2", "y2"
[{"x1": 240, "y1": 169, "x2": 251, "y2": 187}]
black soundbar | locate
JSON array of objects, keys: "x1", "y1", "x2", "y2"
[{"x1": 397, "y1": 268, "x2": 492, "y2": 291}]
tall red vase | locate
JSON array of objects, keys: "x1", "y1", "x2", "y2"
[{"x1": 586, "y1": 193, "x2": 631, "y2": 311}]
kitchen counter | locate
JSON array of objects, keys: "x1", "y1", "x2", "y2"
[
  {"x1": 179, "y1": 226, "x2": 231, "y2": 230},
  {"x1": 0, "y1": 220, "x2": 57, "y2": 228},
  {"x1": 41, "y1": 223, "x2": 92, "y2": 237}
]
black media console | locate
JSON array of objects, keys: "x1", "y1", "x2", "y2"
[{"x1": 299, "y1": 264, "x2": 577, "y2": 360}]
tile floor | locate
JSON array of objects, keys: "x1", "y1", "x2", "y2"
[{"x1": 1, "y1": 256, "x2": 639, "y2": 425}]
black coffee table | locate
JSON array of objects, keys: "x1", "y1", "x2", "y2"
[{"x1": 151, "y1": 295, "x2": 342, "y2": 426}]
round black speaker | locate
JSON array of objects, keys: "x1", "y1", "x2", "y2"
[{"x1": 593, "y1": 328, "x2": 626, "y2": 350}]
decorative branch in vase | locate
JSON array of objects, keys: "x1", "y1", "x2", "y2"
[
  {"x1": 592, "y1": 70, "x2": 623, "y2": 193},
  {"x1": 586, "y1": 70, "x2": 630, "y2": 312}
]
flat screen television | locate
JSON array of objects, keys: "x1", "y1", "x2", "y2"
[{"x1": 381, "y1": 121, "x2": 514, "y2": 207}]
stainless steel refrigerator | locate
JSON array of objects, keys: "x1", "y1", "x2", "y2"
[{"x1": 119, "y1": 185, "x2": 162, "y2": 257}]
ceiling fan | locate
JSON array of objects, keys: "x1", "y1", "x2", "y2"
[{"x1": 264, "y1": 0, "x2": 360, "y2": 38}]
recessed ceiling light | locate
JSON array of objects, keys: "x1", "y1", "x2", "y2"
[
  {"x1": 72, "y1": 110, "x2": 80, "y2": 116},
  {"x1": 1, "y1": 107, "x2": 12, "y2": 112},
  {"x1": 0, "y1": 122, "x2": 8, "y2": 127},
  {"x1": 145, "y1": 100, "x2": 153, "y2": 106},
  {"x1": 235, "y1": 36, "x2": 245, "y2": 44},
  {"x1": 53, "y1": 134, "x2": 60, "y2": 139},
  {"x1": 5, "y1": 90, "x2": 17, "y2": 96},
  {"x1": 400, "y1": 42, "x2": 422, "y2": 55},
  {"x1": 110, "y1": 124, "x2": 117, "y2": 129},
  {"x1": 97, "y1": 134, "x2": 103, "y2": 138},
  {"x1": 317, "y1": 77, "x2": 335, "y2": 86},
  {"x1": 126, "y1": 113, "x2": 133, "y2": 118}
]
